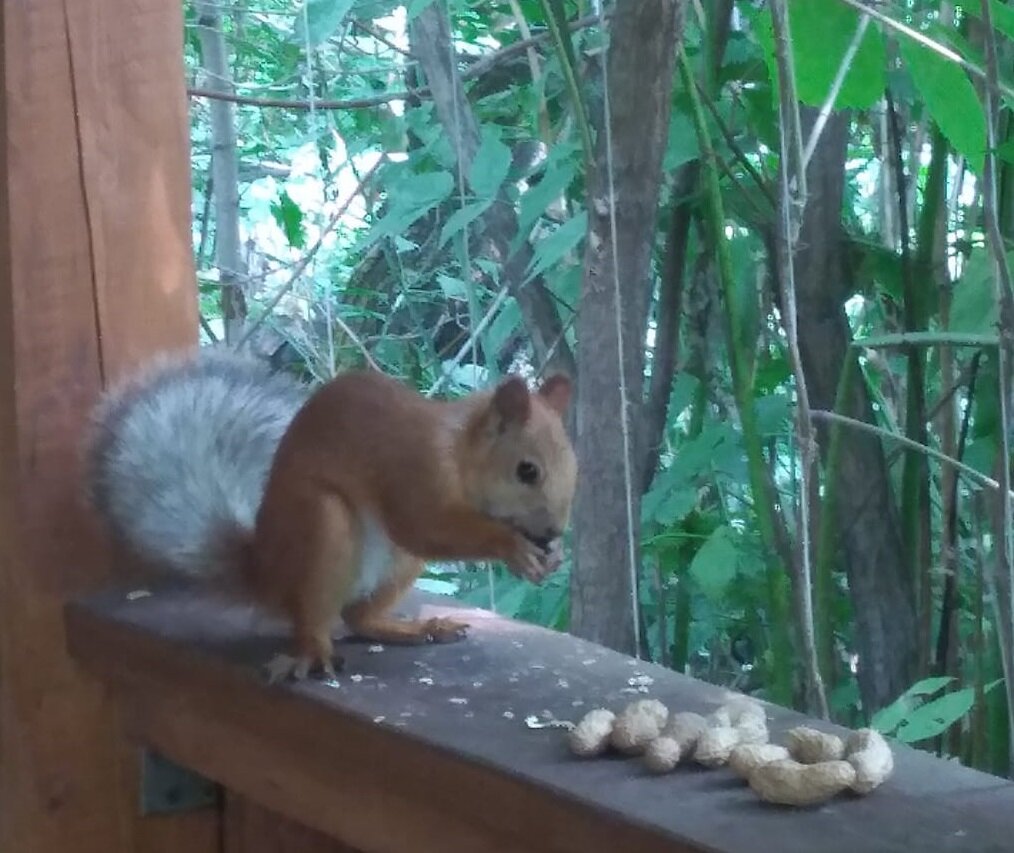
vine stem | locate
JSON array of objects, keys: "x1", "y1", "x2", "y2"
[
  {"x1": 769, "y1": 0, "x2": 828, "y2": 719},
  {"x1": 978, "y1": 0, "x2": 1014, "y2": 777}
]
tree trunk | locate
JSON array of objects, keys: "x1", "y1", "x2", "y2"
[
  {"x1": 792, "y1": 108, "x2": 919, "y2": 712},
  {"x1": 570, "y1": 0, "x2": 685, "y2": 655},
  {"x1": 195, "y1": 2, "x2": 247, "y2": 345}
]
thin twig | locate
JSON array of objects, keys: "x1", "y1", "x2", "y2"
[
  {"x1": 198, "y1": 312, "x2": 219, "y2": 343},
  {"x1": 507, "y1": 0, "x2": 551, "y2": 141},
  {"x1": 695, "y1": 80, "x2": 775, "y2": 208},
  {"x1": 538, "y1": 0, "x2": 594, "y2": 169},
  {"x1": 835, "y1": 0, "x2": 1014, "y2": 101},
  {"x1": 187, "y1": 85, "x2": 425, "y2": 110},
  {"x1": 235, "y1": 159, "x2": 382, "y2": 353},
  {"x1": 811, "y1": 409, "x2": 1013, "y2": 495},
  {"x1": 803, "y1": 12, "x2": 870, "y2": 168},
  {"x1": 425, "y1": 286, "x2": 511, "y2": 398},
  {"x1": 770, "y1": 0, "x2": 828, "y2": 719},
  {"x1": 853, "y1": 331, "x2": 999, "y2": 348},
  {"x1": 188, "y1": 12, "x2": 610, "y2": 113},
  {"x1": 353, "y1": 20, "x2": 415, "y2": 58}
]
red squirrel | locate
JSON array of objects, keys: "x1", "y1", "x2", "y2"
[{"x1": 86, "y1": 351, "x2": 576, "y2": 680}]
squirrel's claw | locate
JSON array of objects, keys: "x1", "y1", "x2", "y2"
[
  {"x1": 423, "y1": 616, "x2": 470, "y2": 643},
  {"x1": 263, "y1": 651, "x2": 344, "y2": 685}
]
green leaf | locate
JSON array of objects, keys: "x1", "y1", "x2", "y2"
[
  {"x1": 729, "y1": 234, "x2": 761, "y2": 357},
  {"x1": 549, "y1": 263, "x2": 581, "y2": 310},
  {"x1": 664, "y1": 110, "x2": 700, "y2": 172},
  {"x1": 893, "y1": 687, "x2": 976, "y2": 743},
  {"x1": 436, "y1": 274, "x2": 469, "y2": 302},
  {"x1": 960, "y1": 0, "x2": 1014, "y2": 42},
  {"x1": 754, "y1": 352, "x2": 792, "y2": 395},
  {"x1": 988, "y1": 0, "x2": 1014, "y2": 40},
  {"x1": 439, "y1": 199, "x2": 493, "y2": 248},
  {"x1": 689, "y1": 525, "x2": 739, "y2": 599},
  {"x1": 491, "y1": 578, "x2": 531, "y2": 619},
  {"x1": 358, "y1": 170, "x2": 454, "y2": 249},
  {"x1": 525, "y1": 212, "x2": 586, "y2": 282},
  {"x1": 754, "y1": 394, "x2": 792, "y2": 436},
  {"x1": 485, "y1": 296, "x2": 522, "y2": 356},
  {"x1": 905, "y1": 676, "x2": 958, "y2": 697},
  {"x1": 898, "y1": 36, "x2": 985, "y2": 173},
  {"x1": 292, "y1": 0, "x2": 354, "y2": 48},
  {"x1": 996, "y1": 140, "x2": 1014, "y2": 165},
  {"x1": 270, "y1": 190, "x2": 306, "y2": 249},
  {"x1": 754, "y1": 0, "x2": 886, "y2": 110},
  {"x1": 641, "y1": 473, "x2": 698, "y2": 527},
  {"x1": 858, "y1": 241, "x2": 904, "y2": 302},
  {"x1": 517, "y1": 164, "x2": 575, "y2": 237},
  {"x1": 469, "y1": 126, "x2": 512, "y2": 199},
  {"x1": 962, "y1": 436, "x2": 997, "y2": 479},
  {"x1": 951, "y1": 247, "x2": 1004, "y2": 333},
  {"x1": 872, "y1": 676, "x2": 956, "y2": 734}
]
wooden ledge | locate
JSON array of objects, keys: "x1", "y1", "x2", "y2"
[{"x1": 66, "y1": 587, "x2": 1014, "y2": 852}]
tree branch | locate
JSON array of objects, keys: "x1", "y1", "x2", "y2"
[
  {"x1": 236, "y1": 159, "x2": 383, "y2": 355},
  {"x1": 811, "y1": 409, "x2": 1013, "y2": 495},
  {"x1": 187, "y1": 12, "x2": 610, "y2": 113},
  {"x1": 409, "y1": 4, "x2": 574, "y2": 376}
]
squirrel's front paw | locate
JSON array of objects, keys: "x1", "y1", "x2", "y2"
[
  {"x1": 506, "y1": 533, "x2": 560, "y2": 584},
  {"x1": 542, "y1": 537, "x2": 564, "y2": 573}
]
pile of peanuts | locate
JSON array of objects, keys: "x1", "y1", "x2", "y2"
[{"x1": 568, "y1": 696, "x2": 893, "y2": 806}]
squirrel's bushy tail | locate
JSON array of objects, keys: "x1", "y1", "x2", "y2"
[{"x1": 85, "y1": 349, "x2": 310, "y2": 579}]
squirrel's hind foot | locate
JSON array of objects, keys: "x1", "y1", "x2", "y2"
[{"x1": 263, "y1": 651, "x2": 345, "y2": 684}]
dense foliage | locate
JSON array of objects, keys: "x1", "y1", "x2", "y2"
[{"x1": 183, "y1": 0, "x2": 1014, "y2": 778}]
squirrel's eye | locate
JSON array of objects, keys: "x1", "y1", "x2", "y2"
[{"x1": 516, "y1": 460, "x2": 540, "y2": 485}]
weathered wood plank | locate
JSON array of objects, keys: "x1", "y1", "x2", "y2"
[
  {"x1": 67, "y1": 587, "x2": 1014, "y2": 853},
  {"x1": 0, "y1": 1, "x2": 205, "y2": 851}
]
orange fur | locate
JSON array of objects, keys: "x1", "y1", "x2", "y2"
[{"x1": 245, "y1": 369, "x2": 576, "y2": 679}]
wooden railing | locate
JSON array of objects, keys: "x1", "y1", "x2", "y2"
[{"x1": 66, "y1": 587, "x2": 1014, "y2": 852}]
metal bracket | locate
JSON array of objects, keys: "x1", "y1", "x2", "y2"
[{"x1": 139, "y1": 749, "x2": 220, "y2": 815}]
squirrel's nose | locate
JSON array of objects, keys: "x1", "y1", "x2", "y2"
[{"x1": 544, "y1": 526, "x2": 561, "y2": 541}]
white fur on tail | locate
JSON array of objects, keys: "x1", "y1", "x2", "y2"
[{"x1": 85, "y1": 350, "x2": 310, "y2": 578}]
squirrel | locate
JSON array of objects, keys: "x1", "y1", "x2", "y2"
[{"x1": 85, "y1": 350, "x2": 577, "y2": 681}]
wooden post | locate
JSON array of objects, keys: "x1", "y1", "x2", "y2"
[{"x1": 0, "y1": 1, "x2": 214, "y2": 850}]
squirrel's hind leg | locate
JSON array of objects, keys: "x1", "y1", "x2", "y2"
[
  {"x1": 257, "y1": 492, "x2": 358, "y2": 683},
  {"x1": 342, "y1": 551, "x2": 469, "y2": 645}
]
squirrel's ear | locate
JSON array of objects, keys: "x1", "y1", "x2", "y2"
[
  {"x1": 537, "y1": 374, "x2": 572, "y2": 416},
  {"x1": 491, "y1": 375, "x2": 532, "y2": 428}
]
